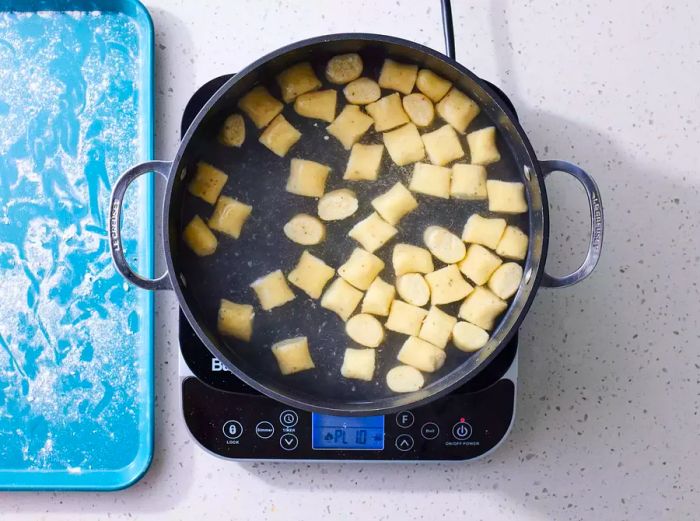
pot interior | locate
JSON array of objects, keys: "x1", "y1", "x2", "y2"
[{"x1": 166, "y1": 35, "x2": 545, "y2": 414}]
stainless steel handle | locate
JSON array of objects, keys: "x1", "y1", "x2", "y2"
[
  {"x1": 540, "y1": 160, "x2": 604, "y2": 288},
  {"x1": 109, "y1": 160, "x2": 172, "y2": 291}
]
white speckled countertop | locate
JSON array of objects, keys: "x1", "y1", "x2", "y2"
[{"x1": 3, "y1": 0, "x2": 700, "y2": 519}]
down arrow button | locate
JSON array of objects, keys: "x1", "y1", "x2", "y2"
[{"x1": 280, "y1": 433, "x2": 299, "y2": 451}]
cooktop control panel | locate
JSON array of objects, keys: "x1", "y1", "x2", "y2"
[{"x1": 182, "y1": 377, "x2": 514, "y2": 461}]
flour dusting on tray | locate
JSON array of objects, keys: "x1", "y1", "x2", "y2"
[{"x1": 0, "y1": 10, "x2": 150, "y2": 473}]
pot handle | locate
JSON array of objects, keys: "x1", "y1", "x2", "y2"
[
  {"x1": 539, "y1": 160, "x2": 604, "y2": 288},
  {"x1": 109, "y1": 160, "x2": 172, "y2": 291}
]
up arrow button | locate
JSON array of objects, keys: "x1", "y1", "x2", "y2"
[{"x1": 395, "y1": 434, "x2": 414, "y2": 452}]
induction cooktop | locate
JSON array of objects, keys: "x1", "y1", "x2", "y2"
[{"x1": 178, "y1": 70, "x2": 520, "y2": 461}]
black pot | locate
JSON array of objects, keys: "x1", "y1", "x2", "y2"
[{"x1": 108, "y1": 34, "x2": 603, "y2": 415}]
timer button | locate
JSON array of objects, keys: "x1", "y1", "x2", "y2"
[
  {"x1": 420, "y1": 422, "x2": 440, "y2": 440},
  {"x1": 452, "y1": 421, "x2": 472, "y2": 440},
  {"x1": 279, "y1": 410, "x2": 298, "y2": 428},
  {"x1": 395, "y1": 434, "x2": 414, "y2": 451},
  {"x1": 395, "y1": 411, "x2": 414, "y2": 428}
]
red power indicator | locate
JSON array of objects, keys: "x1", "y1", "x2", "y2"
[{"x1": 460, "y1": 417, "x2": 466, "y2": 423}]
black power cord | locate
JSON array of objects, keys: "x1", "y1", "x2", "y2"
[{"x1": 440, "y1": 0, "x2": 456, "y2": 59}]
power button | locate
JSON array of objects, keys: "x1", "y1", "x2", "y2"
[{"x1": 452, "y1": 420, "x2": 472, "y2": 440}]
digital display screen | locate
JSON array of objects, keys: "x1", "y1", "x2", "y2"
[{"x1": 311, "y1": 414, "x2": 384, "y2": 450}]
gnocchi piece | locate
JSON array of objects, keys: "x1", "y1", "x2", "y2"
[
  {"x1": 287, "y1": 250, "x2": 335, "y2": 299},
  {"x1": 366, "y1": 93, "x2": 410, "y2": 132},
  {"x1": 383, "y1": 123, "x2": 426, "y2": 166},
  {"x1": 348, "y1": 212, "x2": 398, "y2": 253},
  {"x1": 402, "y1": 93, "x2": 435, "y2": 127},
  {"x1": 250, "y1": 270, "x2": 295, "y2": 311},
  {"x1": 415, "y1": 69, "x2": 452, "y2": 102},
  {"x1": 272, "y1": 337, "x2": 315, "y2": 375},
  {"x1": 450, "y1": 164, "x2": 487, "y2": 200},
  {"x1": 286, "y1": 158, "x2": 330, "y2": 197},
  {"x1": 458, "y1": 286, "x2": 507, "y2": 331},
  {"x1": 423, "y1": 225, "x2": 466, "y2": 264},
  {"x1": 370, "y1": 182, "x2": 418, "y2": 225},
  {"x1": 293, "y1": 89, "x2": 337, "y2": 122},
  {"x1": 208, "y1": 196, "x2": 252, "y2": 239},
  {"x1": 385, "y1": 300, "x2": 429, "y2": 336},
  {"x1": 340, "y1": 348, "x2": 376, "y2": 381},
  {"x1": 409, "y1": 162, "x2": 451, "y2": 199},
  {"x1": 452, "y1": 321, "x2": 489, "y2": 352},
  {"x1": 345, "y1": 314, "x2": 385, "y2": 348},
  {"x1": 396, "y1": 273, "x2": 430, "y2": 307},
  {"x1": 276, "y1": 62, "x2": 321, "y2": 102},
  {"x1": 486, "y1": 180, "x2": 528, "y2": 214},
  {"x1": 386, "y1": 365, "x2": 425, "y2": 393},
  {"x1": 397, "y1": 336, "x2": 446, "y2": 373},
  {"x1": 343, "y1": 77, "x2": 381, "y2": 105},
  {"x1": 344, "y1": 143, "x2": 384, "y2": 181},
  {"x1": 378, "y1": 58, "x2": 418, "y2": 95},
  {"x1": 392, "y1": 243, "x2": 434, "y2": 276},
  {"x1": 237, "y1": 85, "x2": 283, "y2": 129},
  {"x1": 461, "y1": 214, "x2": 507, "y2": 250},
  {"x1": 421, "y1": 124, "x2": 464, "y2": 166},
  {"x1": 425, "y1": 264, "x2": 473, "y2": 305},
  {"x1": 488, "y1": 262, "x2": 523, "y2": 300},
  {"x1": 361, "y1": 277, "x2": 396, "y2": 316},
  {"x1": 459, "y1": 244, "x2": 503, "y2": 285},
  {"x1": 317, "y1": 189, "x2": 358, "y2": 221},
  {"x1": 321, "y1": 277, "x2": 364, "y2": 321},
  {"x1": 259, "y1": 114, "x2": 301, "y2": 157},
  {"x1": 188, "y1": 162, "x2": 228, "y2": 204},
  {"x1": 436, "y1": 87, "x2": 480, "y2": 133},
  {"x1": 283, "y1": 213, "x2": 326, "y2": 245},
  {"x1": 218, "y1": 113, "x2": 245, "y2": 147},
  {"x1": 217, "y1": 299, "x2": 254, "y2": 342},
  {"x1": 338, "y1": 247, "x2": 385, "y2": 290},
  {"x1": 496, "y1": 225, "x2": 529, "y2": 260},
  {"x1": 419, "y1": 306, "x2": 457, "y2": 349},
  {"x1": 326, "y1": 53, "x2": 363, "y2": 84},
  {"x1": 183, "y1": 215, "x2": 218, "y2": 256},
  {"x1": 467, "y1": 126, "x2": 501, "y2": 165},
  {"x1": 327, "y1": 105, "x2": 374, "y2": 150}
]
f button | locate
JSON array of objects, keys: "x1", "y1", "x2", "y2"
[{"x1": 396, "y1": 411, "x2": 414, "y2": 428}]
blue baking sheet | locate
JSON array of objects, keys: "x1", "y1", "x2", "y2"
[{"x1": 0, "y1": 0, "x2": 154, "y2": 490}]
